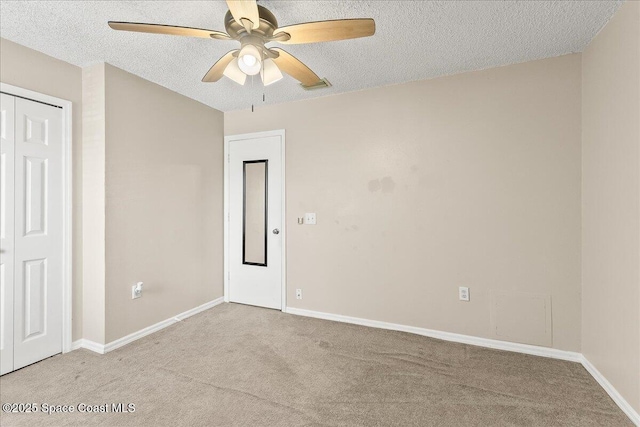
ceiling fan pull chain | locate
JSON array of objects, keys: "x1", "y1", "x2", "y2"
[{"x1": 251, "y1": 74, "x2": 255, "y2": 113}]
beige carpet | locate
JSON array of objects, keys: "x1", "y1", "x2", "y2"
[{"x1": 0, "y1": 303, "x2": 632, "y2": 427}]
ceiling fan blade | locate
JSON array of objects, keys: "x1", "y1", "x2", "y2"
[
  {"x1": 270, "y1": 48, "x2": 321, "y2": 87},
  {"x1": 226, "y1": 0, "x2": 260, "y2": 31},
  {"x1": 272, "y1": 19, "x2": 375, "y2": 44},
  {"x1": 108, "y1": 22, "x2": 231, "y2": 40},
  {"x1": 202, "y1": 50, "x2": 238, "y2": 83}
]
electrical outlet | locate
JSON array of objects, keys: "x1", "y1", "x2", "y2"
[
  {"x1": 304, "y1": 213, "x2": 316, "y2": 225},
  {"x1": 132, "y1": 282, "x2": 143, "y2": 299},
  {"x1": 296, "y1": 289, "x2": 303, "y2": 300},
  {"x1": 459, "y1": 287, "x2": 469, "y2": 302}
]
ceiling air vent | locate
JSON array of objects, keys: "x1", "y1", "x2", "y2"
[{"x1": 301, "y1": 78, "x2": 332, "y2": 91}]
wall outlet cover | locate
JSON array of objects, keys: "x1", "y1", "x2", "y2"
[
  {"x1": 459, "y1": 286, "x2": 470, "y2": 302},
  {"x1": 304, "y1": 213, "x2": 316, "y2": 225}
]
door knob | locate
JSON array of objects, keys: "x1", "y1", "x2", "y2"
[{"x1": 272, "y1": 228, "x2": 280, "y2": 235}]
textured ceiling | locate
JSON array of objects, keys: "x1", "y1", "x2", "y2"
[{"x1": 0, "y1": 1, "x2": 622, "y2": 112}]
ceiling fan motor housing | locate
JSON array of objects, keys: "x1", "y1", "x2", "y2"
[{"x1": 224, "y1": 6, "x2": 278, "y2": 40}]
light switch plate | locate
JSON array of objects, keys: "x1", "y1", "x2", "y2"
[
  {"x1": 304, "y1": 213, "x2": 316, "y2": 225},
  {"x1": 132, "y1": 282, "x2": 143, "y2": 299}
]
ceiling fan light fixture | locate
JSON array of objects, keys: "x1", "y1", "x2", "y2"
[
  {"x1": 237, "y1": 44, "x2": 262, "y2": 75},
  {"x1": 242, "y1": 54, "x2": 257, "y2": 67},
  {"x1": 261, "y1": 58, "x2": 283, "y2": 86},
  {"x1": 223, "y1": 58, "x2": 247, "y2": 85}
]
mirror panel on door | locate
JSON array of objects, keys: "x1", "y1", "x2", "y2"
[{"x1": 243, "y1": 160, "x2": 268, "y2": 266}]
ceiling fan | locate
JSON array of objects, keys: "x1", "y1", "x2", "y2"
[{"x1": 108, "y1": 0, "x2": 375, "y2": 89}]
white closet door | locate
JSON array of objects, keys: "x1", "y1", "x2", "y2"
[
  {"x1": 12, "y1": 97, "x2": 63, "y2": 370},
  {"x1": 0, "y1": 94, "x2": 16, "y2": 375}
]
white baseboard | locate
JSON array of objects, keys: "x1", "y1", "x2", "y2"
[
  {"x1": 285, "y1": 306, "x2": 638, "y2": 426},
  {"x1": 74, "y1": 339, "x2": 106, "y2": 354},
  {"x1": 285, "y1": 307, "x2": 581, "y2": 362},
  {"x1": 580, "y1": 355, "x2": 640, "y2": 425},
  {"x1": 75, "y1": 297, "x2": 224, "y2": 355}
]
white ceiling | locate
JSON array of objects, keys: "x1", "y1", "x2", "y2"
[{"x1": 0, "y1": 1, "x2": 622, "y2": 112}]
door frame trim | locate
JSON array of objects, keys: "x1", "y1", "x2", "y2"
[
  {"x1": 224, "y1": 130, "x2": 286, "y2": 310},
  {"x1": 0, "y1": 83, "x2": 73, "y2": 354}
]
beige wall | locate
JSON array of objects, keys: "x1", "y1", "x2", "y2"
[
  {"x1": 0, "y1": 38, "x2": 84, "y2": 341},
  {"x1": 103, "y1": 64, "x2": 224, "y2": 343},
  {"x1": 226, "y1": 54, "x2": 583, "y2": 352},
  {"x1": 582, "y1": 0, "x2": 640, "y2": 414},
  {"x1": 0, "y1": 38, "x2": 224, "y2": 344}
]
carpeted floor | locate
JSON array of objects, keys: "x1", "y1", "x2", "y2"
[{"x1": 0, "y1": 303, "x2": 632, "y2": 427}]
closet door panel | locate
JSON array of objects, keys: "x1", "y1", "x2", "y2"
[
  {"x1": 0, "y1": 93, "x2": 15, "y2": 376},
  {"x1": 13, "y1": 97, "x2": 63, "y2": 370}
]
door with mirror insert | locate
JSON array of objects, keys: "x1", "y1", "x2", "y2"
[{"x1": 228, "y1": 132, "x2": 283, "y2": 309}]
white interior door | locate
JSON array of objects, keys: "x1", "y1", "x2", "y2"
[
  {"x1": 0, "y1": 95, "x2": 63, "y2": 374},
  {"x1": 228, "y1": 132, "x2": 284, "y2": 310},
  {"x1": 1, "y1": 93, "x2": 16, "y2": 375}
]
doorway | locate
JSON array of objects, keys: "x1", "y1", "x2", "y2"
[
  {"x1": 0, "y1": 84, "x2": 72, "y2": 375},
  {"x1": 225, "y1": 130, "x2": 285, "y2": 310}
]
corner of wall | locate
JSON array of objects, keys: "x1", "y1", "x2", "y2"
[
  {"x1": 81, "y1": 63, "x2": 106, "y2": 344},
  {"x1": 580, "y1": 0, "x2": 640, "y2": 417}
]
